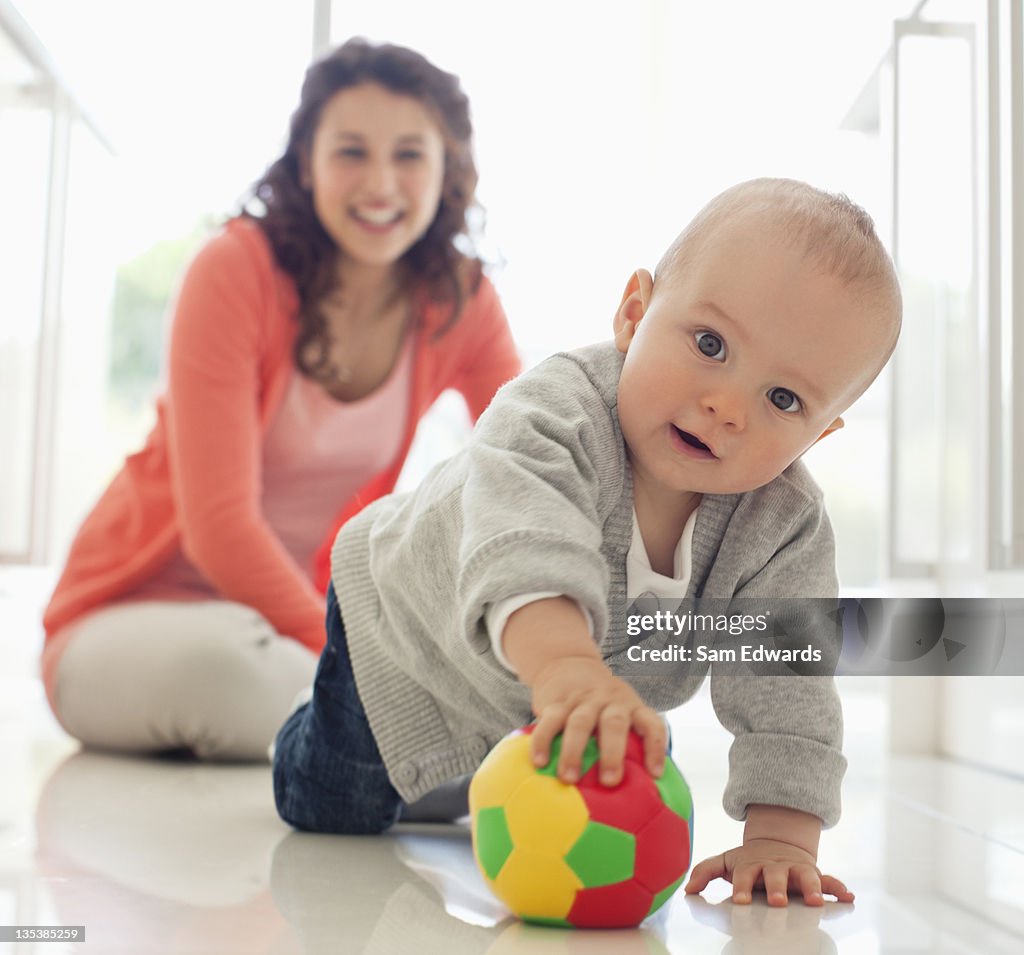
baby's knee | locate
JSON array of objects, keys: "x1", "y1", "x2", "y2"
[
  {"x1": 272, "y1": 711, "x2": 400, "y2": 835},
  {"x1": 272, "y1": 765, "x2": 397, "y2": 835}
]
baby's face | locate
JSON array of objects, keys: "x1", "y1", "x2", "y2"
[{"x1": 616, "y1": 214, "x2": 893, "y2": 500}]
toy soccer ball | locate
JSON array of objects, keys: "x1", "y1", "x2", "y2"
[{"x1": 469, "y1": 725, "x2": 693, "y2": 928}]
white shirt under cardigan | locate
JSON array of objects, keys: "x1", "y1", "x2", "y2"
[{"x1": 486, "y1": 511, "x2": 698, "y2": 670}]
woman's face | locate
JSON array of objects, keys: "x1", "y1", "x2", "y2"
[{"x1": 304, "y1": 82, "x2": 446, "y2": 270}]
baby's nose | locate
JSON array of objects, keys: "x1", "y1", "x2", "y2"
[{"x1": 700, "y1": 391, "x2": 746, "y2": 430}]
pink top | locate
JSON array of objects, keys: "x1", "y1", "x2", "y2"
[{"x1": 133, "y1": 335, "x2": 414, "y2": 602}]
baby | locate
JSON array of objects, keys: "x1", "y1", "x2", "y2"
[{"x1": 273, "y1": 178, "x2": 902, "y2": 908}]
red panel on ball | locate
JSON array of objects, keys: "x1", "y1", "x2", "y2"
[
  {"x1": 576, "y1": 759, "x2": 664, "y2": 834},
  {"x1": 567, "y1": 879, "x2": 654, "y2": 929},
  {"x1": 633, "y1": 806, "x2": 692, "y2": 893}
]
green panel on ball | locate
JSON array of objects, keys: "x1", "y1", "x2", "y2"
[
  {"x1": 536, "y1": 735, "x2": 601, "y2": 779},
  {"x1": 565, "y1": 821, "x2": 636, "y2": 887},
  {"x1": 646, "y1": 874, "x2": 685, "y2": 916},
  {"x1": 523, "y1": 915, "x2": 573, "y2": 929},
  {"x1": 655, "y1": 760, "x2": 692, "y2": 821},
  {"x1": 475, "y1": 806, "x2": 514, "y2": 880}
]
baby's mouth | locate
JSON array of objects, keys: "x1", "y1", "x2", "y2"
[{"x1": 674, "y1": 426, "x2": 716, "y2": 458}]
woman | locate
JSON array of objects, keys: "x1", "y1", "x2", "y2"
[{"x1": 42, "y1": 39, "x2": 521, "y2": 760}]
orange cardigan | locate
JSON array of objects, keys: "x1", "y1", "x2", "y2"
[{"x1": 43, "y1": 218, "x2": 521, "y2": 652}]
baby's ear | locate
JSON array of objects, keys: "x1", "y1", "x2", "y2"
[
  {"x1": 613, "y1": 269, "x2": 654, "y2": 353},
  {"x1": 812, "y1": 417, "x2": 845, "y2": 446}
]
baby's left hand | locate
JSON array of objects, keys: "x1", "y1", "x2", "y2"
[{"x1": 684, "y1": 839, "x2": 855, "y2": 907}]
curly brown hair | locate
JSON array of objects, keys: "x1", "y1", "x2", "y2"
[{"x1": 243, "y1": 38, "x2": 482, "y2": 382}]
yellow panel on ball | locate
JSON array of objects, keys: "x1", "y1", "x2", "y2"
[
  {"x1": 492, "y1": 848, "x2": 582, "y2": 921},
  {"x1": 504, "y1": 774, "x2": 588, "y2": 854},
  {"x1": 468, "y1": 733, "x2": 536, "y2": 812}
]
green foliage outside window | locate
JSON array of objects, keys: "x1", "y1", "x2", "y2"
[{"x1": 108, "y1": 217, "x2": 216, "y2": 409}]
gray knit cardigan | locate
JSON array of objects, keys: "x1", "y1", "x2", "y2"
[{"x1": 332, "y1": 342, "x2": 847, "y2": 825}]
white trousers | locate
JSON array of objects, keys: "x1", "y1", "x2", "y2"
[{"x1": 49, "y1": 601, "x2": 319, "y2": 761}]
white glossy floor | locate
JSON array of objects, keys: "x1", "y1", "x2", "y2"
[{"x1": 3, "y1": 568, "x2": 1024, "y2": 954}]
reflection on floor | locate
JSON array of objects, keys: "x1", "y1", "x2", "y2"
[{"x1": 2, "y1": 569, "x2": 1023, "y2": 953}]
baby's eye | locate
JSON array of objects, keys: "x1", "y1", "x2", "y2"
[
  {"x1": 768, "y1": 387, "x2": 802, "y2": 414},
  {"x1": 695, "y1": 331, "x2": 726, "y2": 361},
  {"x1": 396, "y1": 149, "x2": 424, "y2": 162},
  {"x1": 336, "y1": 147, "x2": 366, "y2": 160}
]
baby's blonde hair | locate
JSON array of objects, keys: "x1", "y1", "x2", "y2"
[{"x1": 657, "y1": 178, "x2": 902, "y2": 358}]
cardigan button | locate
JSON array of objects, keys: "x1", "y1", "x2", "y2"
[
  {"x1": 395, "y1": 763, "x2": 418, "y2": 785},
  {"x1": 467, "y1": 735, "x2": 489, "y2": 759}
]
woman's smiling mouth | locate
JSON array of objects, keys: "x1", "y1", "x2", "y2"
[{"x1": 351, "y1": 206, "x2": 404, "y2": 229}]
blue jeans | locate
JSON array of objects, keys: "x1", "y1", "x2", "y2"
[{"x1": 272, "y1": 584, "x2": 403, "y2": 834}]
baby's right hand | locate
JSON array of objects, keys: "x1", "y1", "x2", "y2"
[{"x1": 528, "y1": 656, "x2": 667, "y2": 787}]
